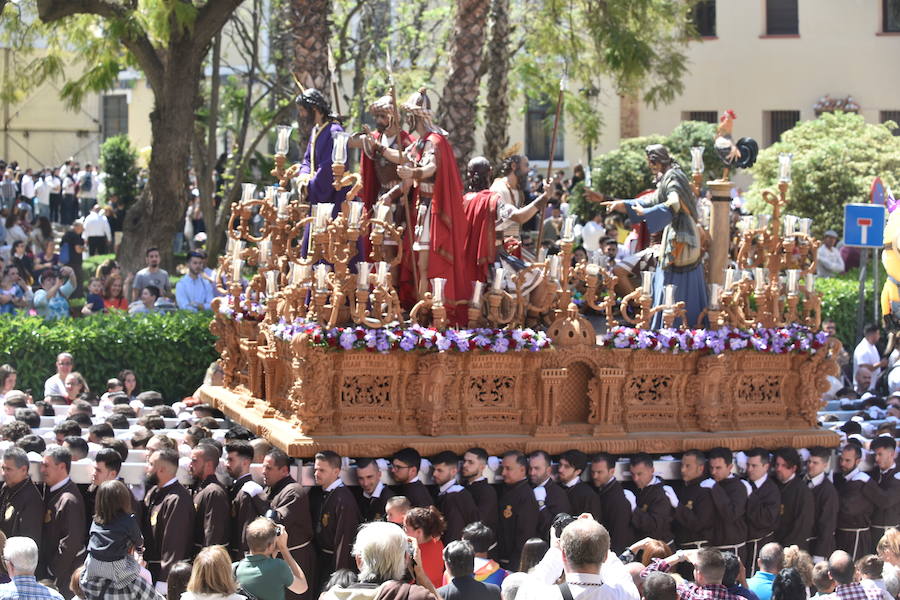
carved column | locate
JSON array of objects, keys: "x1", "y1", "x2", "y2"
[
  {"x1": 534, "y1": 368, "x2": 567, "y2": 436},
  {"x1": 590, "y1": 368, "x2": 626, "y2": 434}
]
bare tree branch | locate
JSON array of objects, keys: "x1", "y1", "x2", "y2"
[
  {"x1": 35, "y1": 0, "x2": 165, "y2": 93},
  {"x1": 194, "y1": 0, "x2": 246, "y2": 51}
]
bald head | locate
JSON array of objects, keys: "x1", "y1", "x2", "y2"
[
  {"x1": 560, "y1": 518, "x2": 609, "y2": 571},
  {"x1": 828, "y1": 551, "x2": 854, "y2": 585},
  {"x1": 758, "y1": 542, "x2": 784, "y2": 573}
]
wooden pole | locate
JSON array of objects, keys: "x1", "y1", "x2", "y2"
[{"x1": 535, "y1": 71, "x2": 566, "y2": 253}]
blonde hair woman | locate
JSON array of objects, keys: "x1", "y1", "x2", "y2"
[{"x1": 181, "y1": 545, "x2": 244, "y2": 600}]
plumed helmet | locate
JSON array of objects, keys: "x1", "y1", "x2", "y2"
[
  {"x1": 295, "y1": 88, "x2": 331, "y2": 117},
  {"x1": 368, "y1": 95, "x2": 395, "y2": 116},
  {"x1": 400, "y1": 87, "x2": 432, "y2": 118}
]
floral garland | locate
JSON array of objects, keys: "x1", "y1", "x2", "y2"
[
  {"x1": 269, "y1": 319, "x2": 552, "y2": 354},
  {"x1": 217, "y1": 294, "x2": 266, "y2": 322},
  {"x1": 600, "y1": 325, "x2": 829, "y2": 355}
]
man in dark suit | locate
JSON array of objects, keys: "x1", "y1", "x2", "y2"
[
  {"x1": 835, "y1": 443, "x2": 886, "y2": 560},
  {"x1": 558, "y1": 449, "x2": 602, "y2": 522},
  {"x1": 355, "y1": 457, "x2": 394, "y2": 522},
  {"x1": 224, "y1": 440, "x2": 268, "y2": 560},
  {"x1": 772, "y1": 447, "x2": 813, "y2": 552},
  {"x1": 437, "y1": 539, "x2": 501, "y2": 600},
  {"x1": 313, "y1": 450, "x2": 360, "y2": 592},
  {"x1": 0, "y1": 447, "x2": 43, "y2": 545},
  {"x1": 590, "y1": 452, "x2": 635, "y2": 554},
  {"x1": 869, "y1": 436, "x2": 900, "y2": 552},
  {"x1": 744, "y1": 447, "x2": 781, "y2": 571},
  {"x1": 431, "y1": 451, "x2": 480, "y2": 544},
  {"x1": 189, "y1": 442, "x2": 231, "y2": 554},
  {"x1": 707, "y1": 446, "x2": 750, "y2": 556},
  {"x1": 629, "y1": 452, "x2": 674, "y2": 544},
  {"x1": 390, "y1": 447, "x2": 433, "y2": 508},
  {"x1": 528, "y1": 450, "x2": 571, "y2": 541},
  {"x1": 461, "y1": 447, "x2": 499, "y2": 536},
  {"x1": 143, "y1": 448, "x2": 194, "y2": 589},
  {"x1": 39, "y1": 446, "x2": 86, "y2": 599},
  {"x1": 496, "y1": 450, "x2": 539, "y2": 570}
]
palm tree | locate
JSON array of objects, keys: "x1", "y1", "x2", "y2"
[
  {"x1": 482, "y1": 0, "x2": 510, "y2": 170},
  {"x1": 277, "y1": 0, "x2": 333, "y2": 132},
  {"x1": 438, "y1": 0, "x2": 490, "y2": 171}
]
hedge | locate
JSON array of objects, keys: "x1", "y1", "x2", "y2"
[
  {"x1": 818, "y1": 266, "x2": 879, "y2": 349},
  {"x1": 0, "y1": 311, "x2": 218, "y2": 401}
]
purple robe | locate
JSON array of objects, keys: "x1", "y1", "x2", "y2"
[{"x1": 300, "y1": 120, "x2": 348, "y2": 256}]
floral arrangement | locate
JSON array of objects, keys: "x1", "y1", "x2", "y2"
[
  {"x1": 270, "y1": 319, "x2": 552, "y2": 354},
  {"x1": 600, "y1": 325, "x2": 829, "y2": 355},
  {"x1": 217, "y1": 294, "x2": 266, "y2": 321}
]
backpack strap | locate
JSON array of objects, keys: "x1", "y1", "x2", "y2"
[{"x1": 558, "y1": 581, "x2": 576, "y2": 600}]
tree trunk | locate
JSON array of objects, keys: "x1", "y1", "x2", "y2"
[
  {"x1": 119, "y1": 42, "x2": 201, "y2": 275},
  {"x1": 198, "y1": 33, "x2": 222, "y2": 259},
  {"x1": 438, "y1": 0, "x2": 489, "y2": 172},
  {"x1": 288, "y1": 0, "x2": 332, "y2": 132},
  {"x1": 482, "y1": 0, "x2": 510, "y2": 170}
]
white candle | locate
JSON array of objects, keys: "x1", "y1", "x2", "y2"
[
  {"x1": 275, "y1": 125, "x2": 293, "y2": 156},
  {"x1": 431, "y1": 278, "x2": 446, "y2": 303},
  {"x1": 258, "y1": 240, "x2": 271, "y2": 268},
  {"x1": 291, "y1": 263, "x2": 310, "y2": 286},
  {"x1": 641, "y1": 271, "x2": 653, "y2": 296},
  {"x1": 537, "y1": 248, "x2": 547, "y2": 263},
  {"x1": 805, "y1": 273, "x2": 816, "y2": 294},
  {"x1": 241, "y1": 183, "x2": 256, "y2": 204},
  {"x1": 376, "y1": 262, "x2": 389, "y2": 286},
  {"x1": 664, "y1": 284, "x2": 676, "y2": 307},
  {"x1": 264, "y1": 186, "x2": 276, "y2": 204},
  {"x1": 725, "y1": 268, "x2": 736, "y2": 290},
  {"x1": 332, "y1": 131, "x2": 350, "y2": 165},
  {"x1": 740, "y1": 216, "x2": 755, "y2": 232},
  {"x1": 755, "y1": 267, "x2": 766, "y2": 291},
  {"x1": 277, "y1": 192, "x2": 291, "y2": 218},
  {"x1": 783, "y1": 215, "x2": 797, "y2": 236},
  {"x1": 757, "y1": 214, "x2": 770, "y2": 230},
  {"x1": 230, "y1": 239, "x2": 244, "y2": 262},
  {"x1": 231, "y1": 259, "x2": 243, "y2": 282},
  {"x1": 315, "y1": 264, "x2": 329, "y2": 291},
  {"x1": 787, "y1": 269, "x2": 800, "y2": 293},
  {"x1": 562, "y1": 215, "x2": 576, "y2": 241},
  {"x1": 690, "y1": 146, "x2": 705, "y2": 173},
  {"x1": 778, "y1": 153, "x2": 793, "y2": 183},
  {"x1": 349, "y1": 201, "x2": 364, "y2": 227},
  {"x1": 266, "y1": 270, "x2": 278, "y2": 296},
  {"x1": 493, "y1": 268, "x2": 505, "y2": 290},
  {"x1": 357, "y1": 262, "x2": 370, "y2": 290},
  {"x1": 548, "y1": 255, "x2": 561, "y2": 282},
  {"x1": 710, "y1": 283, "x2": 722, "y2": 308},
  {"x1": 798, "y1": 218, "x2": 812, "y2": 236},
  {"x1": 315, "y1": 203, "x2": 335, "y2": 232},
  {"x1": 471, "y1": 281, "x2": 484, "y2": 308}
]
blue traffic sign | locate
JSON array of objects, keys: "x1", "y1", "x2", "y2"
[{"x1": 843, "y1": 203, "x2": 886, "y2": 248}]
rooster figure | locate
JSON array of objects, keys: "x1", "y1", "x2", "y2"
[{"x1": 714, "y1": 110, "x2": 758, "y2": 180}]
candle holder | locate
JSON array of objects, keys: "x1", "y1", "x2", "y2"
[
  {"x1": 409, "y1": 292, "x2": 448, "y2": 330},
  {"x1": 619, "y1": 271, "x2": 654, "y2": 329}
]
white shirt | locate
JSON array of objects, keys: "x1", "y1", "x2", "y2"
[
  {"x1": 44, "y1": 374, "x2": 66, "y2": 398},
  {"x1": 363, "y1": 481, "x2": 385, "y2": 500},
  {"x1": 50, "y1": 476, "x2": 71, "y2": 493},
  {"x1": 82, "y1": 211, "x2": 111, "y2": 240},
  {"x1": 807, "y1": 472, "x2": 826, "y2": 488},
  {"x1": 522, "y1": 546, "x2": 639, "y2": 600},
  {"x1": 324, "y1": 479, "x2": 343, "y2": 493},
  {"x1": 859, "y1": 578, "x2": 894, "y2": 600},
  {"x1": 34, "y1": 177, "x2": 51, "y2": 206},
  {"x1": 853, "y1": 338, "x2": 881, "y2": 390},
  {"x1": 817, "y1": 244, "x2": 845, "y2": 277},
  {"x1": 20, "y1": 175, "x2": 34, "y2": 199},
  {"x1": 48, "y1": 175, "x2": 61, "y2": 194},
  {"x1": 62, "y1": 176, "x2": 76, "y2": 195},
  {"x1": 581, "y1": 220, "x2": 606, "y2": 252}
]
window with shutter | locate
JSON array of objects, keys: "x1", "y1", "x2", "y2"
[
  {"x1": 881, "y1": 111, "x2": 900, "y2": 136},
  {"x1": 765, "y1": 111, "x2": 800, "y2": 145},
  {"x1": 884, "y1": 0, "x2": 900, "y2": 32},
  {"x1": 102, "y1": 95, "x2": 129, "y2": 140},
  {"x1": 766, "y1": 0, "x2": 799, "y2": 35},
  {"x1": 692, "y1": 0, "x2": 716, "y2": 37},
  {"x1": 525, "y1": 100, "x2": 564, "y2": 162},
  {"x1": 684, "y1": 111, "x2": 718, "y2": 124}
]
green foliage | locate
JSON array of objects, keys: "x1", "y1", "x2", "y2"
[
  {"x1": 818, "y1": 266, "x2": 879, "y2": 349},
  {"x1": 100, "y1": 135, "x2": 139, "y2": 205},
  {"x1": 573, "y1": 121, "x2": 722, "y2": 222},
  {"x1": 514, "y1": 0, "x2": 699, "y2": 146},
  {"x1": 747, "y1": 112, "x2": 900, "y2": 236},
  {"x1": 0, "y1": 311, "x2": 217, "y2": 401}
]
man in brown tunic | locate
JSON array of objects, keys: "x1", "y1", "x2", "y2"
[
  {"x1": 869, "y1": 436, "x2": 900, "y2": 552},
  {"x1": 189, "y1": 442, "x2": 230, "y2": 554},
  {"x1": 142, "y1": 448, "x2": 194, "y2": 587},
  {"x1": 496, "y1": 450, "x2": 539, "y2": 570},
  {"x1": 390, "y1": 448, "x2": 434, "y2": 508},
  {"x1": 225, "y1": 440, "x2": 267, "y2": 559},
  {"x1": 313, "y1": 450, "x2": 360, "y2": 592},
  {"x1": 835, "y1": 444, "x2": 887, "y2": 560},
  {"x1": 772, "y1": 447, "x2": 814, "y2": 552},
  {"x1": 355, "y1": 458, "x2": 394, "y2": 523},
  {"x1": 558, "y1": 450, "x2": 602, "y2": 522},
  {"x1": 431, "y1": 451, "x2": 480, "y2": 544},
  {"x1": 744, "y1": 448, "x2": 781, "y2": 571},
  {"x1": 39, "y1": 446, "x2": 86, "y2": 599},
  {"x1": 460, "y1": 447, "x2": 499, "y2": 537},
  {"x1": 629, "y1": 453, "x2": 675, "y2": 544},
  {"x1": 673, "y1": 449, "x2": 714, "y2": 550},
  {"x1": 264, "y1": 448, "x2": 316, "y2": 600},
  {"x1": 805, "y1": 446, "x2": 838, "y2": 561},
  {"x1": 0, "y1": 447, "x2": 43, "y2": 545},
  {"x1": 590, "y1": 452, "x2": 635, "y2": 554},
  {"x1": 528, "y1": 450, "x2": 571, "y2": 542},
  {"x1": 707, "y1": 447, "x2": 750, "y2": 555}
]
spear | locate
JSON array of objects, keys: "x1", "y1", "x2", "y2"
[
  {"x1": 535, "y1": 68, "x2": 567, "y2": 254},
  {"x1": 327, "y1": 45, "x2": 342, "y2": 117}
]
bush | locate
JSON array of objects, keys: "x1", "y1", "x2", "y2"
[
  {"x1": 747, "y1": 112, "x2": 900, "y2": 236},
  {"x1": 0, "y1": 311, "x2": 217, "y2": 401},
  {"x1": 818, "y1": 267, "x2": 879, "y2": 348},
  {"x1": 100, "y1": 134, "x2": 139, "y2": 207},
  {"x1": 575, "y1": 120, "x2": 724, "y2": 222}
]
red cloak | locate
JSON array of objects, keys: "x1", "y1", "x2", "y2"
[
  {"x1": 418, "y1": 132, "x2": 474, "y2": 326},
  {"x1": 462, "y1": 190, "x2": 498, "y2": 283},
  {"x1": 359, "y1": 130, "x2": 417, "y2": 307}
]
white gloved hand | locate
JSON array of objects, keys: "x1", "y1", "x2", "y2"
[
  {"x1": 700, "y1": 478, "x2": 715, "y2": 489},
  {"x1": 240, "y1": 480, "x2": 264, "y2": 498}
]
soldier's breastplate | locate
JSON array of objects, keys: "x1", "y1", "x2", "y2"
[{"x1": 374, "y1": 156, "x2": 400, "y2": 192}]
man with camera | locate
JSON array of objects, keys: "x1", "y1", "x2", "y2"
[{"x1": 234, "y1": 516, "x2": 309, "y2": 600}]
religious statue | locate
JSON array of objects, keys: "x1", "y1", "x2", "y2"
[
  {"x1": 356, "y1": 95, "x2": 417, "y2": 306},
  {"x1": 714, "y1": 110, "x2": 758, "y2": 181},
  {"x1": 286, "y1": 88, "x2": 348, "y2": 253},
  {"x1": 602, "y1": 144, "x2": 708, "y2": 328}
]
